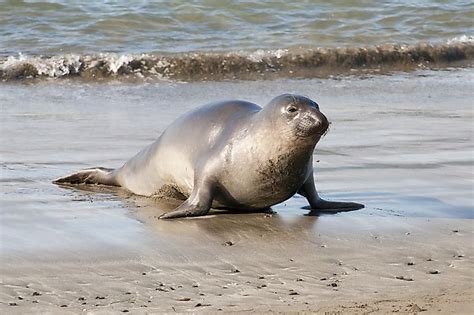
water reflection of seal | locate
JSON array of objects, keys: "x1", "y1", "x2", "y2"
[{"x1": 54, "y1": 94, "x2": 363, "y2": 219}]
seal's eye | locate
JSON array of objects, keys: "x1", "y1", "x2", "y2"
[{"x1": 287, "y1": 106, "x2": 298, "y2": 113}]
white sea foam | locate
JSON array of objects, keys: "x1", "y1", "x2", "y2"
[
  {"x1": 246, "y1": 49, "x2": 288, "y2": 62},
  {"x1": 1, "y1": 53, "x2": 82, "y2": 77},
  {"x1": 102, "y1": 54, "x2": 134, "y2": 73},
  {"x1": 447, "y1": 35, "x2": 474, "y2": 44}
]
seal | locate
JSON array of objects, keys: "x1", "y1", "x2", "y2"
[{"x1": 54, "y1": 94, "x2": 364, "y2": 219}]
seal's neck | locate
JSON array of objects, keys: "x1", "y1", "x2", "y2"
[{"x1": 245, "y1": 113, "x2": 318, "y2": 169}]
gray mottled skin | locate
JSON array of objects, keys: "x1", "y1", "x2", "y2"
[{"x1": 54, "y1": 94, "x2": 363, "y2": 219}]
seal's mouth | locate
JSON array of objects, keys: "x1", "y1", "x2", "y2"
[
  {"x1": 320, "y1": 122, "x2": 331, "y2": 137},
  {"x1": 295, "y1": 115, "x2": 329, "y2": 138}
]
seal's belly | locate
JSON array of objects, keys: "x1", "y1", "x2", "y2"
[
  {"x1": 216, "y1": 176, "x2": 303, "y2": 209},
  {"x1": 217, "y1": 153, "x2": 309, "y2": 209}
]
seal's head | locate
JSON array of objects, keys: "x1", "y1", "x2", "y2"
[{"x1": 265, "y1": 94, "x2": 329, "y2": 143}]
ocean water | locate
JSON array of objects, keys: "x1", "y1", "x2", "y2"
[
  {"x1": 0, "y1": 0, "x2": 473, "y2": 81},
  {"x1": 2, "y1": 0, "x2": 473, "y2": 54}
]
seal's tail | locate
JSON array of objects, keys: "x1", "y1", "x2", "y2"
[{"x1": 53, "y1": 167, "x2": 119, "y2": 186}]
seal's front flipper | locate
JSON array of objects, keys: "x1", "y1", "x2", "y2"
[
  {"x1": 53, "y1": 167, "x2": 118, "y2": 186},
  {"x1": 159, "y1": 200, "x2": 211, "y2": 219},
  {"x1": 298, "y1": 173, "x2": 364, "y2": 213},
  {"x1": 159, "y1": 178, "x2": 214, "y2": 219}
]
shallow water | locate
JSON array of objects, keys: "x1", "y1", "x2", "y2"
[
  {"x1": 1, "y1": 69, "x2": 473, "y2": 259},
  {"x1": 1, "y1": 0, "x2": 473, "y2": 55}
]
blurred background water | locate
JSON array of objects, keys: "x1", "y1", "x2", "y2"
[{"x1": 1, "y1": 0, "x2": 472, "y2": 56}]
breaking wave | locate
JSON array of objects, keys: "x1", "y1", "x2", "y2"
[{"x1": 1, "y1": 41, "x2": 473, "y2": 82}]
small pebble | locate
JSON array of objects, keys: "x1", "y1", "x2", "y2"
[
  {"x1": 177, "y1": 297, "x2": 191, "y2": 301},
  {"x1": 32, "y1": 292, "x2": 41, "y2": 296},
  {"x1": 122, "y1": 310, "x2": 129, "y2": 313},
  {"x1": 289, "y1": 291, "x2": 299, "y2": 295},
  {"x1": 9, "y1": 302, "x2": 17, "y2": 306},
  {"x1": 18, "y1": 296, "x2": 24, "y2": 300},
  {"x1": 428, "y1": 270, "x2": 440, "y2": 275},
  {"x1": 329, "y1": 283, "x2": 338, "y2": 287},
  {"x1": 409, "y1": 304, "x2": 425, "y2": 312},
  {"x1": 395, "y1": 276, "x2": 414, "y2": 281},
  {"x1": 60, "y1": 304, "x2": 67, "y2": 308},
  {"x1": 407, "y1": 262, "x2": 414, "y2": 266},
  {"x1": 223, "y1": 241, "x2": 234, "y2": 246}
]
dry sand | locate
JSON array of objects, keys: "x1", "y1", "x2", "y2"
[{"x1": 1, "y1": 69, "x2": 473, "y2": 313}]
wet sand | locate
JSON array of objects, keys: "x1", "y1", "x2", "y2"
[{"x1": 1, "y1": 69, "x2": 473, "y2": 313}]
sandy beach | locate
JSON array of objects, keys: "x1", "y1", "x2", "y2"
[{"x1": 0, "y1": 69, "x2": 473, "y2": 313}]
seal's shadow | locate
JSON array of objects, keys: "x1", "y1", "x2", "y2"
[
  {"x1": 55, "y1": 182, "x2": 336, "y2": 220},
  {"x1": 55, "y1": 182, "x2": 356, "y2": 219}
]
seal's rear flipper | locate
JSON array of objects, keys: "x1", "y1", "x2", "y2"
[{"x1": 53, "y1": 167, "x2": 118, "y2": 186}]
